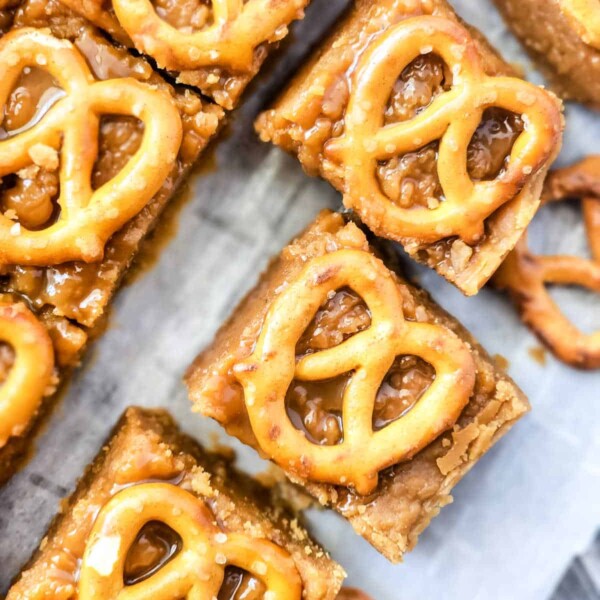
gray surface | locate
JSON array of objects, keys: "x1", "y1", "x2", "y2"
[{"x1": 1, "y1": 1, "x2": 600, "y2": 598}]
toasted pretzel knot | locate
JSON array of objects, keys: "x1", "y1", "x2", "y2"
[
  {"x1": 0, "y1": 300, "x2": 54, "y2": 447},
  {"x1": 0, "y1": 28, "x2": 182, "y2": 266},
  {"x1": 326, "y1": 16, "x2": 561, "y2": 245},
  {"x1": 559, "y1": 0, "x2": 600, "y2": 48},
  {"x1": 495, "y1": 156, "x2": 600, "y2": 369},
  {"x1": 107, "y1": 0, "x2": 306, "y2": 72},
  {"x1": 79, "y1": 483, "x2": 302, "y2": 599},
  {"x1": 234, "y1": 249, "x2": 476, "y2": 495}
]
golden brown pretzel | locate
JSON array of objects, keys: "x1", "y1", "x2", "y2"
[
  {"x1": 494, "y1": 156, "x2": 600, "y2": 369},
  {"x1": 0, "y1": 300, "x2": 54, "y2": 447},
  {"x1": 102, "y1": 0, "x2": 306, "y2": 72},
  {"x1": 326, "y1": 16, "x2": 562, "y2": 245},
  {"x1": 0, "y1": 28, "x2": 182, "y2": 266},
  {"x1": 79, "y1": 483, "x2": 302, "y2": 599},
  {"x1": 559, "y1": 0, "x2": 600, "y2": 48},
  {"x1": 234, "y1": 249, "x2": 476, "y2": 495}
]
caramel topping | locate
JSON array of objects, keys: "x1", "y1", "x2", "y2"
[
  {"x1": 62, "y1": 0, "x2": 306, "y2": 72},
  {"x1": 234, "y1": 249, "x2": 475, "y2": 495},
  {"x1": 495, "y1": 156, "x2": 600, "y2": 369},
  {"x1": 559, "y1": 0, "x2": 600, "y2": 48},
  {"x1": 0, "y1": 299, "x2": 54, "y2": 447},
  {"x1": 78, "y1": 483, "x2": 302, "y2": 598},
  {"x1": 0, "y1": 28, "x2": 182, "y2": 266},
  {"x1": 218, "y1": 567, "x2": 266, "y2": 600},
  {"x1": 325, "y1": 16, "x2": 561, "y2": 246}
]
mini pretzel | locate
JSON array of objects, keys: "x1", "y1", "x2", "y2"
[
  {"x1": 105, "y1": 0, "x2": 306, "y2": 72},
  {"x1": 326, "y1": 16, "x2": 561, "y2": 245},
  {"x1": 0, "y1": 28, "x2": 182, "y2": 266},
  {"x1": 494, "y1": 156, "x2": 600, "y2": 369},
  {"x1": 559, "y1": 0, "x2": 600, "y2": 48},
  {"x1": 79, "y1": 483, "x2": 302, "y2": 599},
  {"x1": 234, "y1": 249, "x2": 476, "y2": 495},
  {"x1": 0, "y1": 300, "x2": 54, "y2": 447}
]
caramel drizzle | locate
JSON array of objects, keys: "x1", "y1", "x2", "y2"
[
  {"x1": 80, "y1": 0, "x2": 307, "y2": 72},
  {"x1": 234, "y1": 249, "x2": 476, "y2": 495},
  {"x1": 495, "y1": 156, "x2": 600, "y2": 369},
  {"x1": 559, "y1": 0, "x2": 600, "y2": 48},
  {"x1": 79, "y1": 483, "x2": 302, "y2": 599},
  {"x1": 0, "y1": 299, "x2": 54, "y2": 447},
  {"x1": 0, "y1": 28, "x2": 182, "y2": 266},
  {"x1": 326, "y1": 16, "x2": 561, "y2": 245}
]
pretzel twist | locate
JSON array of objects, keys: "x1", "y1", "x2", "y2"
[
  {"x1": 325, "y1": 16, "x2": 561, "y2": 245},
  {"x1": 79, "y1": 483, "x2": 302, "y2": 599},
  {"x1": 106, "y1": 0, "x2": 306, "y2": 72},
  {"x1": 0, "y1": 300, "x2": 54, "y2": 447},
  {"x1": 234, "y1": 249, "x2": 476, "y2": 495},
  {"x1": 0, "y1": 28, "x2": 182, "y2": 266},
  {"x1": 559, "y1": 0, "x2": 600, "y2": 48},
  {"x1": 495, "y1": 156, "x2": 600, "y2": 369}
]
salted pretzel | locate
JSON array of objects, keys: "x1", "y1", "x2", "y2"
[
  {"x1": 559, "y1": 0, "x2": 600, "y2": 48},
  {"x1": 234, "y1": 249, "x2": 476, "y2": 495},
  {"x1": 77, "y1": 0, "x2": 307, "y2": 72},
  {"x1": 325, "y1": 16, "x2": 561, "y2": 245},
  {"x1": 78, "y1": 483, "x2": 302, "y2": 599},
  {"x1": 0, "y1": 300, "x2": 54, "y2": 447},
  {"x1": 494, "y1": 156, "x2": 600, "y2": 369},
  {"x1": 0, "y1": 28, "x2": 182, "y2": 266}
]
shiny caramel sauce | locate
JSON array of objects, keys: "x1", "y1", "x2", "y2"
[
  {"x1": 218, "y1": 567, "x2": 266, "y2": 600},
  {"x1": 153, "y1": 0, "x2": 215, "y2": 32},
  {"x1": 376, "y1": 54, "x2": 523, "y2": 212},
  {"x1": 287, "y1": 289, "x2": 435, "y2": 445},
  {"x1": 124, "y1": 521, "x2": 182, "y2": 585}
]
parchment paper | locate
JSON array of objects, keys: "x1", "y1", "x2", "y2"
[{"x1": 0, "y1": 1, "x2": 599, "y2": 599}]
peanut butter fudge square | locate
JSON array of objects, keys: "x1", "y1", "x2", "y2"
[
  {"x1": 7, "y1": 407, "x2": 345, "y2": 599},
  {"x1": 494, "y1": 0, "x2": 600, "y2": 109},
  {"x1": 255, "y1": 0, "x2": 563, "y2": 296},
  {"x1": 48, "y1": 0, "x2": 311, "y2": 109},
  {"x1": 186, "y1": 210, "x2": 530, "y2": 562},
  {"x1": 0, "y1": 7, "x2": 223, "y2": 482}
]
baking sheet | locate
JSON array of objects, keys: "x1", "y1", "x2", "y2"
[{"x1": 1, "y1": 1, "x2": 599, "y2": 598}]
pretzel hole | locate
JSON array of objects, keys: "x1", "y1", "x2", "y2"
[
  {"x1": 218, "y1": 566, "x2": 267, "y2": 600},
  {"x1": 91, "y1": 115, "x2": 144, "y2": 190},
  {"x1": 152, "y1": 0, "x2": 216, "y2": 32},
  {"x1": 123, "y1": 520, "x2": 181, "y2": 585},
  {"x1": 295, "y1": 288, "x2": 371, "y2": 356},
  {"x1": 373, "y1": 355, "x2": 435, "y2": 431},
  {"x1": 546, "y1": 285, "x2": 600, "y2": 335},
  {"x1": 466, "y1": 108, "x2": 523, "y2": 181},
  {"x1": 0, "y1": 341, "x2": 15, "y2": 385}
]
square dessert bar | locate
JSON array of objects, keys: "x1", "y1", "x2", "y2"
[
  {"x1": 7, "y1": 407, "x2": 345, "y2": 599},
  {"x1": 255, "y1": 0, "x2": 563, "y2": 296},
  {"x1": 186, "y1": 211, "x2": 531, "y2": 562},
  {"x1": 51, "y1": 0, "x2": 311, "y2": 109},
  {"x1": 0, "y1": 4, "x2": 223, "y2": 482}
]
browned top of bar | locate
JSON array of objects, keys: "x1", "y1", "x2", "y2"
[
  {"x1": 256, "y1": 0, "x2": 563, "y2": 296},
  {"x1": 1, "y1": 2, "x2": 223, "y2": 329},
  {"x1": 186, "y1": 211, "x2": 530, "y2": 561},
  {"x1": 7, "y1": 407, "x2": 345, "y2": 600},
  {"x1": 54, "y1": 0, "x2": 310, "y2": 109}
]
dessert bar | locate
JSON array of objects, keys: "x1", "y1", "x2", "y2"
[
  {"x1": 7, "y1": 407, "x2": 345, "y2": 599},
  {"x1": 255, "y1": 0, "x2": 563, "y2": 296},
  {"x1": 494, "y1": 0, "x2": 600, "y2": 109},
  {"x1": 186, "y1": 211, "x2": 531, "y2": 562}
]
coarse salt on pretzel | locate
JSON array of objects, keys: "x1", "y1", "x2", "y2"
[
  {"x1": 0, "y1": 300, "x2": 54, "y2": 448},
  {"x1": 234, "y1": 248, "x2": 476, "y2": 495},
  {"x1": 325, "y1": 16, "x2": 561, "y2": 246},
  {"x1": 494, "y1": 156, "x2": 600, "y2": 369},
  {"x1": 79, "y1": 482, "x2": 302, "y2": 599},
  {"x1": 0, "y1": 28, "x2": 182, "y2": 266},
  {"x1": 559, "y1": 0, "x2": 600, "y2": 48}
]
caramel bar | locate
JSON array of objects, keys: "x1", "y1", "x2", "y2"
[
  {"x1": 256, "y1": 0, "x2": 563, "y2": 296},
  {"x1": 186, "y1": 210, "x2": 530, "y2": 562},
  {"x1": 7, "y1": 407, "x2": 345, "y2": 599}
]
